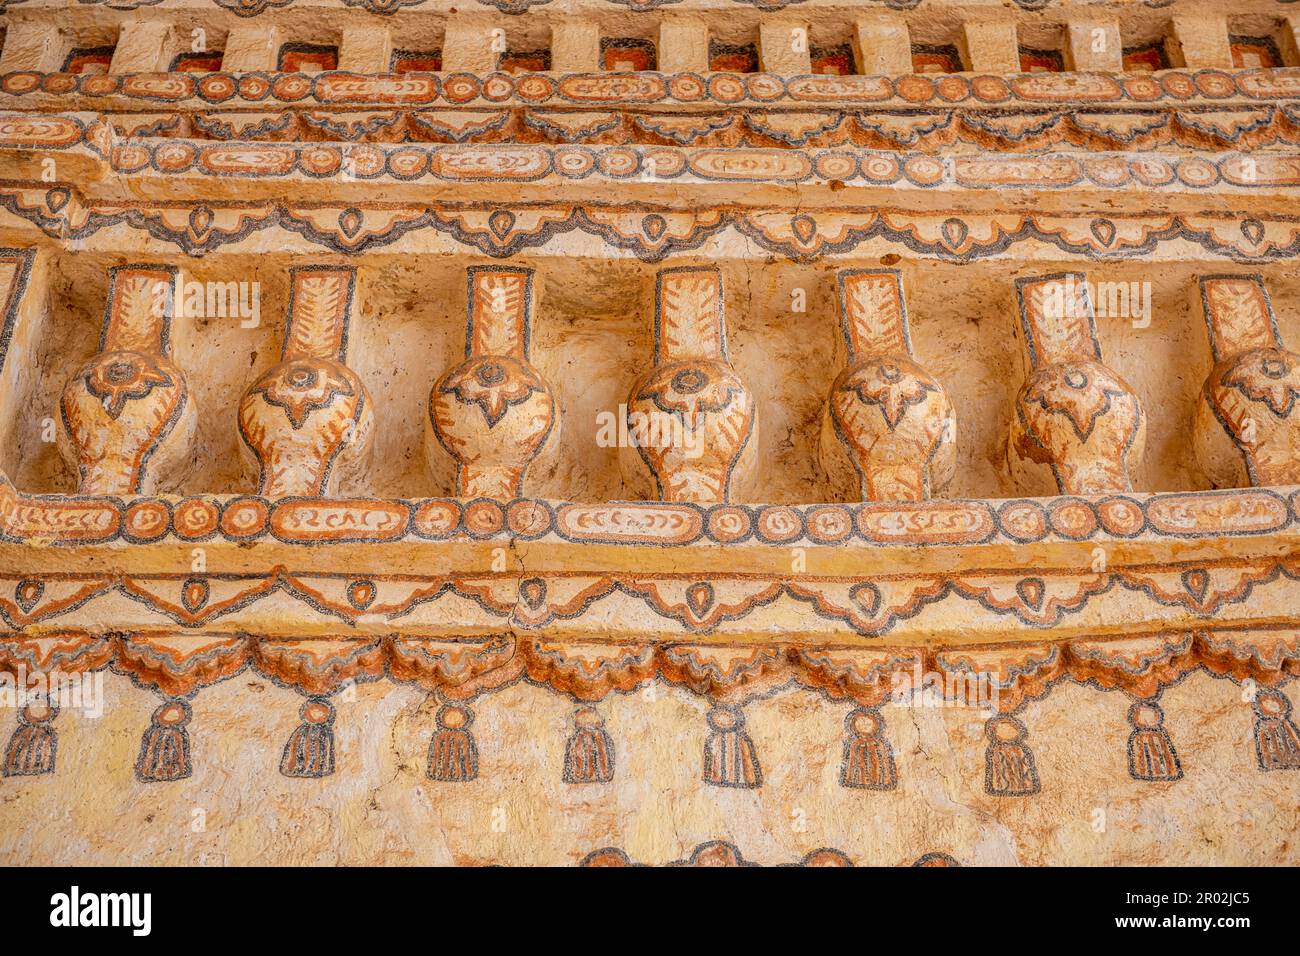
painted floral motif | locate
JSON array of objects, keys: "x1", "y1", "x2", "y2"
[
  {"x1": 1019, "y1": 362, "x2": 1135, "y2": 444},
  {"x1": 1216, "y1": 349, "x2": 1300, "y2": 419},
  {"x1": 246, "y1": 358, "x2": 356, "y2": 430},
  {"x1": 82, "y1": 351, "x2": 174, "y2": 419},
  {"x1": 838, "y1": 360, "x2": 939, "y2": 432},
  {"x1": 438, "y1": 356, "x2": 546, "y2": 429},
  {"x1": 634, "y1": 362, "x2": 745, "y2": 428}
]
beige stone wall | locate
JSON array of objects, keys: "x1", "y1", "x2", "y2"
[
  {"x1": 2, "y1": 0, "x2": 1300, "y2": 867},
  {"x1": 2, "y1": 671, "x2": 1294, "y2": 866}
]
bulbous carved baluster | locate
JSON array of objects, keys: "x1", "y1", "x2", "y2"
[
  {"x1": 1194, "y1": 275, "x2": 1300, "y2": 488},
  {"x1": 59, "y1": 264, "x2": 196, "y2": 495},
  {"x1": 622, "y1": 267, "x2": 757, "y2": 503},
  {"x1": 820, "y1": 269, "x2": 956, "y2": 501},
  {"x1": 1010, "y1": 273, "x2": 1146, "y2": 495},
  {"x1": 239, "y1": 266, "x2": 374, "y2": 496},
  {"x1": 428, "y1": 266, "x2": 557, "y2": 498}
]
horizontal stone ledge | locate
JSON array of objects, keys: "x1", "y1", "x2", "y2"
[
  {"x1": 0, "y1": 626, "x2": 1295, "y2": 705},
  {"x1": 2, "y1": 67, "x2": 1298, "y2": 112},
  {"x1": 1, "y1": 482, "x2": 1296, "y2": 554},
  {"x1": 7, "y1": 118, "x2": 1300, "y2": 201},
  {"x1": 1, "y1": 187, "x2": 1295, "y2": 261},
  {"x1": 94, "y1": 104, "x2": 1300, "y2": 154}
]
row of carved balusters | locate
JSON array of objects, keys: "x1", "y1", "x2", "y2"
[{"x1": 56, "y1": 263, "x2": 1300, "y2": 500}]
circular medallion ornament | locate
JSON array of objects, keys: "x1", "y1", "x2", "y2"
[
  {"x1": 1098, "y1": 497, "x2": 1146, "y2": 537},
  {"x1": 668, "y1": 74, "x2": 706, "y2": 101},
  {"x1": 153, "y1": 141, "x2": 197, "y2": 172},
  {"x1": 124, "y1": 501, "x2": 171, "y2": 542},
  {"x1": 1159, "y1": 72, "x2": 1196, "y2": 99},
  {"x1": 806, "y1": 506, "x2": 853, "y2": 543},
  {"x1": 236, "y1": 74, "x2": 270, "y2": 101},
  {"x1": 746, "y1": 74, "x2": 785, "y2": 101},
  {"x1": 1048, "y1": 498, "x2": 1099, "y2": 539},
  {"x1": 970, "y1": 76, "x2": 1011, "y2": 103},
  {"x1": 40, "y1": 74, "x2": 77, "y2": 95},
  {"x1": 4, "y1": 73, "x2": 42, "y2": 95},
  {"x1": 598, "y1": 147, "x2": 641, "y2": 178},
  {"x1": 387, "y1": 148, "x2": 429, "y2": 180},
  {"x1": 192, "y1": 72, "x2": 233, "y2": 102},
  {"x1": 814, "y1": 151, "x2": 858, "y2": 180},
  {"x1": 506, "y1": 499, "x2": 552, "y2": 539},
  {"x1": 220, "y1": 497, "x2": 270, "y2": 539},
  {"x1": 997, "y1": 500, "x2": 1048, "y2": 542},
  {"x1": 1122, "y1": 74, "x2": 1161, "y2": 102},
  {"x1": 481, "y1": 73, "x2": 515, "y2": 101},
  {"x1": 300, "y1": 145, "x2": 343, "y2": 176},
  {"x1": 271, "y1": 73, "x2": 313, "y2": 101},
  {"x1": 1176, "y1": 157, "x2": 1219, "y2": 188},
  {"x1": 173, "y1": 498, "x2": 220, "y2": 539},
  {"x1": 707, "y1": 505, "x2": 753, "y2": 543},
  {"x1": 1194, "y1": 70, "x2": 1236, "y2": 99},
  {"x1": 413, "y1": 500, "x2": 462, "y2": 539},
  {"x1": 757, "y1": 506, "x2": 803, "y2": 543},
  {"x1": 894, "y1": 75, "x2": 934, "y2": 103},
  {"x1": 554, "y1": 147, "x2": 595, "y2": 177},
  {"x1": 935, "y1": 76, "x2": 970, "y2": 102},
  {"x1": 707, "y1": 74, "x2": 747, "y2": 103},
  {"x1": 463, "y1": 499, "x2": 505, "y2": 537},
  {"x1": 515, "y1": 75, "x2": 554, "y2": 101},
  {"x1": 442, "y1": 73, "x2": 482, "y2": 103},
  {"x1": 80, "y1": 75, "x2": 119, "y2": 96},
  {"x1": 903, "y1": 156, "x2": 945, "y2": 186},
  {"x1": 861, "y1": 154, "x2": 900, "y2": 182}
]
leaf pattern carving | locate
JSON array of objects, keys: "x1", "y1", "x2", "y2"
[{"x1": 287, "y1": 274, "x2": 348, "y2": 360}]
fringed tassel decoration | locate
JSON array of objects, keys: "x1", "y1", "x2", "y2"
[
  {"x1": 1254, "y1": 688, "x2": 1300, "y2": 771},
  {"x1": 703, "y1": 705, "x2": 762, "y2": 789},
  {"x1": 563, "y1": 707, "x2": 614, "y2": 783},
  {"x1": 281, "y1": 698, "x2": 336, "y2": 778},
  {"x1": 428, "y1": 704, "x2": 478, "y2": 782},
  {"x1": 3, "y1": 699, "x2": 58, "y2": 777},
  {"x1": 839, "y1": 707, "x2": 897, "y2": 790},
  {"x1": 135, "y1": 699, "x2": 192, "y2": 783},
  {"x1": 984, "y1": 715, "x2": 1040, "y2": 796},
  {"x1": 1127, "y1": 701, "x2": 1182, "y2": 781}
]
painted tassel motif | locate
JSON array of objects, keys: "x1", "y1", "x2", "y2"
[
  {"x1": 840, "y1": 707, "x2": 897, "y2": 790},
  {"x1": 3, "y1": 700, "x2": 57, "y2": 777},
  {"x1": 703, "y1": 705, "x2": 762, "y2": 789},
  {"x1": 1254, "y1": 688, "x2": 1300, "y2": 771},
  {"x1": 563, "y1": 707, "x2": 614, "y2": 784},
  {"x1": 281, "y1": 698, "x2": 336, "y2": 778},
  {"x1": 136, "y1": 699, "x2": 192, "y2": 783},
  {"x1": 428, "y1": 704, "x2": 478, "y2": 782},
  {"x1": 1127, "y1": 701, "x2": 1182, "y2": 781},
  {"x1": 985, "y1": 715, "x2": 1040, "y2": 796}
]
